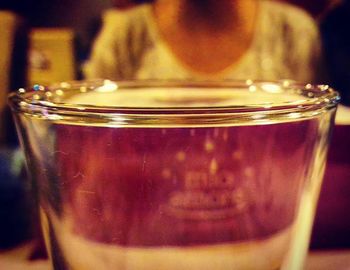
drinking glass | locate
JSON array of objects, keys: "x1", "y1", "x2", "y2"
[{"x1": 9, "y1": 80, "x2": 339, "y2": 270}]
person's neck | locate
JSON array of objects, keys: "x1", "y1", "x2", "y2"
[
  {"x1": 152, "y1": 0, "x2": 260, "y2": 74},
  {"x1": 157, "y1": 0, "x2": 256, "y2": 34}
]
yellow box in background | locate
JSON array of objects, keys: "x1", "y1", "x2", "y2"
[{"x1": 28, "y1": 28, "x2": 76, "y2": 86}]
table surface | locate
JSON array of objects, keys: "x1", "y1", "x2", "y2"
[{"x1": 0, "y1": 242, "x2": 349, "y2": 270}]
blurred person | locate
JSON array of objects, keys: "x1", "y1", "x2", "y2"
[
  {"x1": 321, "y1": 0, "x2": 350, "y2": 106},
  {"x1": 85, "y1": 0, "x2": 324, "y2": 83}
]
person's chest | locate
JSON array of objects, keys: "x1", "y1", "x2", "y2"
[{"x1": 134, "y1": 40, "x2": 296, "y2": 82}]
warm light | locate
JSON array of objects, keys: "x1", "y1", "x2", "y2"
[
  {"x1": 80, "y1": 86, "x2": 87, "y2": 93},
  {"x1": 261, "y1": 83, "x2": 282, "y2": 94},
  {"x1": 319, "y1": 85, "x2": 329, "y2": 91},
  {"x1": 95, "y1": 80, "x2": 118, "y2": 93},
  {"x1": 56, "y1": 89, "x2": 64, "y2": 96},
  {"x1": 249, "y1": 85, "x2": 257, "y2": 92},
  {"x1": 263, "y1": 103, "x2": 273, "y2": 109},
  {"x1": 246, "y1": 79, "x2": 253, "y2": 85},
  {"x1": 252, "y1": 114, "x2": 266, "y2": 120},
  {"x1": 288, "y1": 113, "x2": 302, "y2": 119},
  {"x1": 306, "y1": 84, "x2": 313, "y2": 89},
  {"x1": 60, "y1": 82, "x2": 70, "y2": 88}
]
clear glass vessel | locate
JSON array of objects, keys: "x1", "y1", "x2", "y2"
[{"x1": 9, "y1": 80, "x2": 339, "y2": 270}]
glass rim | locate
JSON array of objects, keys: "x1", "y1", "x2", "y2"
[{"x1": 8, "y1": 80, "x2": 340, "y2": 127}]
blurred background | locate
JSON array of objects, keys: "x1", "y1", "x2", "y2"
[{"x1": 0, "y1": 0, "x2": 349, "y2": 268}]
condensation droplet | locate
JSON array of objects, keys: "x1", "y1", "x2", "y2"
[
  {"x1": 176, "y1": 151, "x2": 186, "y2": 162},
  {"x1": 244, "y1": 167, "x2": 254, "y2": 178},
  {"x1": 223, "y1": 130, "x2": 229, "y2": 141},
  {"x1": 162, "y1": 169, "x2": 172, "y2": 179},
  {"x1": 232, "y1": 151, "x2": 243, "y2": 160},
  {"x1": 210, "y1": 158, "x2": 218, "y2": 175},
  {"x1": 205, "y1": 140, "x2": 215, "y2": 152},
  {"x1": 213, "y1": 128, "x2": 220, "y2": 138}
]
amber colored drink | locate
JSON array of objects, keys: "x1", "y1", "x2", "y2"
[{"x1": 9, "y1": 81, "x2": 338, "y2": 270}]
